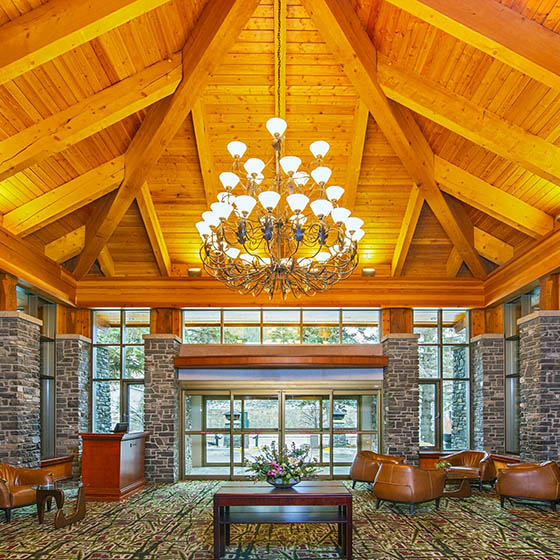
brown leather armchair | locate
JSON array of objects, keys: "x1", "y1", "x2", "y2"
[
  {"x1": 349, "y1": 451, "x2": 405, "y2": 488},
  {"x1": 0, "y1": 463, "x2": 54, "y2": 521},
  {"x1": 496, "y1": 461, "x2": 560, "y2": 511},
  {"x1": 441, "y1": 450, "x2": 496, "y2": 490},
  {"x1": 373, "y1": 463, "x2": 445, "y2": 514}
]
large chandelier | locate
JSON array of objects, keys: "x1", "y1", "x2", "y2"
[{"x1": 196, "y1": 118, "x2": 364, "y2": 299}]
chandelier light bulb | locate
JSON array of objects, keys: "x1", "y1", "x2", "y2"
[
  {"x1": 326, "y1": 185, "x2": 344, "y2": 202},
  {"x1": 309, "y1": 140, "x2": 330, "y2": 158},
  {"x1": 258, "y1": 190, "x2": 281, "y2": 211},
  {"x1": 280, "y1": 156, "x2": 301, "y2": 175},
  {"x1": 351, "y1": 228, "x2": 365, "y2": 242},
  {"x1": 219, "y1": 172, "x2": 239, "y2": 189},
  {"x1": 211, "y1": 202, "x2": 234, "y2": 220},
  {"x1": 234, "y1": 195, "x2": 257, "y2": 217},
  {"x1": 310, "y1": 166, "x2": 332, "y2": 185},
  {"x1": 293, "y1": 171, "x2": 309, "y2": 186},
  {"x1": 287, "y1": 193, "x2": 309, "y2": 213},
  {"x1": 310, "y1": 199, "x2": 333, "y2": 218},
  {"x1": 226, "y1": 247, "x2": 240, "y2": 259},
  {"x1": 202, "y1": 211, "x2": 220, "y2": 227},
  {"x1": 315, "y1": 252, "x2": 330, "y2": 262},
  {"x1": 244, "y1": 158, "x2": 266, "y2": 176},
  {"x1": 266, "y1": 117, "x2": 287, "y2": 137},
  {"x1": 227, "y1": 141, "x2": 247, "y2": 159},
  {"x1": 196, "y1": 221, "x2": 211, "y2": 238},
  {"x1": 331, "y1": 207, "x2": 351, "y2": 224},
  {"x1": 345, "y1": 216, "x2": 365, "y2": 231}
]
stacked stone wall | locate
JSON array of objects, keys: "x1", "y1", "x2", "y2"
[
  {"x1": 381, "y1": 334, "x2": 419, "y2": 465},
  {"x1": 92, "y1": 347, "x2": 112, "y2": 432},
  {"x1": 0, "y1": 312, "x2": 42, "y2": 467}
]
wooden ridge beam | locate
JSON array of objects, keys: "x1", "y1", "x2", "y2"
[
  {"x1": 0, "y1": 0, "x2": 171, "y2": 86},
  {"x1": 0, "y1": 226, "x2": 76, "y2": 305},
  {"x1": 343, "y1": 99, "x2": 369, "y2": 211},
  {"x1": 435, "y1": 157, "x2": 554, "y2": 238},
  {"x1": 377, "y1": 57, "x2": 560, "y2": 188},
  {"x1": 45, "y1": 226, "x2": 85, "y2": 263},
  {"x1": 391, "y1": 185, "x2": 424, "y2": 276},
  {"x1": 3, "y1": 157, "x2": 124, "y2": 236},
  {"x1": 301, "y1": 0, "x2": 486, "y2": 279},
  {"x1": 192, "y1": 100, "x2": 219, "y2": 206},
  {"x1": 136, "y1": 183, "x2": 171, "y2": 276},
  {"x1": 274, "y1": 0, "x2": 287, "y2": 118},
  {"x1": 73, "y1": 0, "x2": 261, "y2": 280},
  {"x1": 0, "y1": 54, "x2": 181, "y2": 182},
  {"x1": 385, "y1": 0, "x2": 560, "y2": 92}
]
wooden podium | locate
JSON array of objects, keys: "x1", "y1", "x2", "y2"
[{"x1": 79, "y1": 432, "x2": 148, "y2": 501}]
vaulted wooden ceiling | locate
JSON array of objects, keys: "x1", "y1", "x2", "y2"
[{"x1": 1, "y1": 0, "x2": 559, "y2": 308}]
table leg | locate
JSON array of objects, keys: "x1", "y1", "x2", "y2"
[
  {"x1": 225, "y1": 506, "x2": 230, "y2": 546},
  {"x1": 345, "y1": 502, "x2": 353, "y2": 560},
  {"x1": 54, "y1": 486, "x2": 86, "y2": 529},
  {"x1": 213, "y1": 500, "x2": 221, "y2": 560},
  {"x1": 443, "y1": 479, "x2": 472, "y2": 498},
  {"x1": 36, "y1": 495, "x2": 47, "y2": 524}
]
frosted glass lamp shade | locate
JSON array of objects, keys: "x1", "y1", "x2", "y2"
[
  {"x1": 234, "y1": 195, "x2": 257, "y2": 216},
  {"x1": 196, "y1": 221, "x2": 211, "y2": 238},
  {"x1": 315, "y1": 252, "x2": 330, "y2": 262},
  {"x1": 297, "y1": 257, "x2": 313, "y2": 267},
  {"x1": 227, "y1": 141, "x2": 246, "y2": 158},
  {"x1": 240, "y1": 253, "x2": 255, "y2": 264},
  {"x1": 287, "y1": 193, "x2": 309, "y2": 212},
  {"x1": 219, "y1": 172, "x2": 239, "y2": 189},
  {"x1": 309, "y1": 140, "x2": 330, "y2": 158},
  {"x1": 351, "y1": 228, "x2": 365, "y2": 241},
  {"x1": 310, "y1": 199, "x2": 333, "y2": 218},
  {"x1": 211, "y1": 202, "x2": 234, "y2": 220},
  {"x1": 331, "y1": 207, "x2": 351, "y2": 224},
  {"x1": 345, "y1": 217, "x2": 365, "y2": 231},
  {"x1": 260, "y1": 257, "x2": 271, "y2": 266},
  {"x1": 326, "y1": 185, "x2": 344, "y2": 201},
  {"x1": 202, "y1": 211, "x2": 220, "y2": 227},
  {"x1": 253, "y1": 173, "x2": 264, "y2": 185},
  {"x1": 310, "y1": 166, "x2": 332, "y2": 185},
  {"x1": 266, "y1": 117, "x2": 287, "y2": 137},
  {"x1": 280, "y1": 156, "x2": 301, "y2": 175},
  {"x1": 293, "y1": 171, "x2": 309, "y2": 186},
  {"x1": 226, "y1": 247, "x2": 240, "y2": 259},
  {"x1": 244, "y1": 158, "x2": 266, "y2": 176},
  {"x1": 258, "y1": 191, "x2": 281, "y2": 210}
]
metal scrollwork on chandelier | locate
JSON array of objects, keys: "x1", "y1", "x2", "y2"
[{"x1": 196, "y1": 118, "x2": 364, "y2": 299}]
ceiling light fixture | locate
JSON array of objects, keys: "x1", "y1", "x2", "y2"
[{"x1": 196, "y1": 118, "x2": 364, "y2": 299}]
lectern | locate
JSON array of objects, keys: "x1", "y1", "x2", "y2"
[{"x1": 79, "y1": 431, "x2": 148, "y2": 501}]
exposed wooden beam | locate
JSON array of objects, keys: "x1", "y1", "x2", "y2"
[
  {"x1": 434, "y1": 157, "x2": 554, "y2": 238},
  {"x1": 98, "y1": 247, "x2": 116, "y2": 278},
  {"x1": 446, "y1": 247, "x2": 463, "y2": 278},
  {"x1": 44, "y1": 226, "x2": 85, "y2": 263},
  {"x1": 343, "y1": 99, "x2": 369, "y2": 211},
  {"x1": 0, "y1": 55, "x2": 181, "y2": 182},
  {"x1": 0, "y1": 0, "x2": 171, "y2": 86},
  {"x1": 273, "y1": 0, "x2": 287, "y2": 118},
  {"x1": 301, "y1": 0, "x2": 486, "y2": 279},
  {"x1": 377, "y1": 57, "x2": 560, "y2": 188},
  {"x1": 385, "y1": 0, "x2": 560, "y2": 91},
  {"x1": 0, "y1": 226, "x2": 76, "y2": 305},
  {"x1": 0, "y1": 272, "x2": 17, "y2": 310},
  {"x1": 76, "y1": 276, "x2": 485, "y2": 308},
  {"x1": 3, "y1": 157, "x2": 124, "y2": 236},
  {"x1": 73, "y1": 0, "x2": 261, "y2": 280},
  {"x1": 474, "y1": 228, "x2": 514, "y2": 266},
  {"x1": 192, "y1": 99, "x2": 219, "y2": 206},
  {"x1": 136, "y1": 183, "x2": 171, "y2": 276},
  {"x1": 391, "y1": 185, "x2": 424, "y2": 276}
]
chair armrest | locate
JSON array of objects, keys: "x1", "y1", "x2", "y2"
[
  {"x1": 480, "y1": 456, "x2": 496, "y2": 481},
  {"x1": 0, "y1": 479, "x2": 10, "y2": 508},
  {"x1": 503, "y1": 462, "x2": 540, "y2": 470},
  {"x1": 17, "y1": 468, "x2": 54, "y2": 486}
]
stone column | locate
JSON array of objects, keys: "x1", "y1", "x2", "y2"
[
  {"x1": 471, "y1": 334, "x2": 505, "y2": 453},
  {"x1": 519, "y1": 311, "x2": 560, "y2": 463},
  {"x1": 381, "y1": 334, "x2": 419, "y2": 465},
  {"x1": 55, "y1": 334, "x2": 91, "y2": 478},
  {"x1": 0, "y1": 311, "x2": 42, "y2": 467},
  {"x1": 144, "y1": 334, "x2": 181, "y2": 482}
]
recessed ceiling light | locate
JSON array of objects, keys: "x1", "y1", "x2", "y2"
[
  {"x1": 362, "y1": 268, "x2": 375, "y2": 277},
  {"x1": 188, "y1": 268, "x2": 202, "y2": 277}
]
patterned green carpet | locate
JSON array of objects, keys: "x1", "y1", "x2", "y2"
[{"x1": 1, "y1": 481, "x2": 559, "y2": 559}]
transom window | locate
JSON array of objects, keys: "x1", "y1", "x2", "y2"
[{"x1": 183, "y1": 308, "x2": 380, "y2": 344}]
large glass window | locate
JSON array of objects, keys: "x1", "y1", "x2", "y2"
[
  {"x1": 92, "y1": 310, "x2": 149, "y2": 432},
  {"x1": 183, "y1": 308, "x2": 380, "y2": 344},
  {"x1": 415, "y1": 309, "x2": 470, "y2": 450}
]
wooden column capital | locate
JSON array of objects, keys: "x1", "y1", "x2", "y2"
[
  {"x1": 0, "y1": 272, "x2": 17, "y2": 311},
  {"x1": 57, "y1": 305, "x2": 90, "y2": 337},
  {"x1": 471, "y1": 306, "x2": 503, "y2": 337},
  {"x1": 150, "y1": 308, "x2": 182, "y2": 338},
  {"x1": 381, "y1": 308, "x2": 413, "y2": 335},
  {"x1": 539, "y1": 273, "x2": 559, "y2": 310}
]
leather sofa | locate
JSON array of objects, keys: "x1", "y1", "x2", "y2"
[
  {"x1": 373, "y1": 463, "x2": 445, "y2": 514},
  {"x1": 0, "y1": 463, "x2": 54, "y2": 521},
  {"x1": 496, "y1": 461, "x2": 560, "y2": 511},
  {"x1": 441, "y1": 450, "x2": 496, "y2": 490},
  {"x1": 349, "y1": 451, "x2": 405, "y2": 488}
]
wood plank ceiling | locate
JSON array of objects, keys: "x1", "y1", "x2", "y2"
[{"x1": 1, "y1": 0, "x2": 560, "y2": 303}]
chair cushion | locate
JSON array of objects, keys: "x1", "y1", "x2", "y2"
[
  {"x1": 8, "y1": 485, "x2": 36, "y2": 507},
  {"x1": 446, "y1": 466, "x2": 480, "y2": 479}
]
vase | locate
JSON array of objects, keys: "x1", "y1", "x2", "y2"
[{"x1": 266, "y1": 477, "x2": 301, "y2": 489}]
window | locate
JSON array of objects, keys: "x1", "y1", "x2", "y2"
[
  {"x1": 415, "y1": 309, "x2": 470, "y2": 451},
  {"x1": 183, "y1": 308, "x2": 380, "y2": 344},
  {"x1": 92, "y1": 310, "x2": 149, "y2": 432}
]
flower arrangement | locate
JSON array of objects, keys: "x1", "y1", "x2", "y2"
[
  {"x1": 435, "y1": 460, "x2": 452, "y2": 470},
  {"x1": 245, "y1": 441, "x2": 319, "y2": 487}
]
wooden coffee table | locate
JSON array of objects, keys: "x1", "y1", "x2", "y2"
[
  {"x1": 213, "y1": 480, "x2": 352, "y2": 559},
  {"x1": 35, "y1": 482, "x2": 86, "y2": 528},
  {"x1": 442, "y1": 469, "x2": 473, "y2": 498}
]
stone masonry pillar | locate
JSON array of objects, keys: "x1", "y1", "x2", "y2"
[
  {"x1": 471, "y1": 334, "x2": 505, "y2": 453},
  {"x1": 144, "y1": 334, "x2": 181, "y2": 482},
  {"x1": 0, "y1": 311, "x2": 42, "y2": 467},
  {"x1": 381, "y1": 333, "x2": 419, "y2": 465},
  {"x1": 56, "y1": 334, "x2": 91, "y2": 478},
  {"x1": 519, "y1": 311, "x2": 560, "y2": 462}
]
